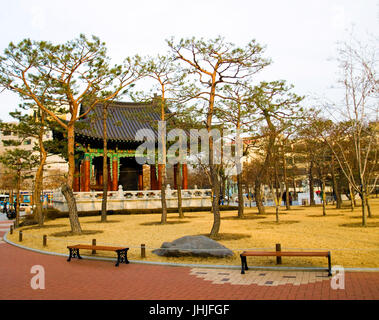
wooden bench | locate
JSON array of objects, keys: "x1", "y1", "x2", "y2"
[
  {"x1": 240, "y1": 250, "x2": 332, "y2": 276},
  {"x1": 67, "y1": 245, "x2": 129, "y2": 267}
]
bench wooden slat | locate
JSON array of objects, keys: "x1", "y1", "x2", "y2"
[
  {"x1": 67, "y1": 244, "x2": 129, "y2": 267},
  {"x1": 240, "y1": 250, "x2": 332, "y2": 276},
  {"x1": 68, "y1": 245, "x2": 127, "y2": 251},
  {"x1": 241, "y1": 251, "x2": 329, "y2": 257}
]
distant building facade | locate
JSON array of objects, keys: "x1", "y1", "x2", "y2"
[{"x1": 0, "y1": 122, "x2": 68, "y2": 192}]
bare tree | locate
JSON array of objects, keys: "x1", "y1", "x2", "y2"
[
  {"x1": 247, "y1": 81, "x2": 304, "y2": 214},
  {"x1": 167, "y1": 36, "x2": 270, "y2": 238},
  {"x1": 266, "y1": 143, "x2": 283, "y2": 222},
  {"x1": 322, "y1": 35, "x2": 378, "y2": 226}
]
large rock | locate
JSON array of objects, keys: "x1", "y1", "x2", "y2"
[{"x1": 152, "y1": 235, "x2": 234, "y2": 258}]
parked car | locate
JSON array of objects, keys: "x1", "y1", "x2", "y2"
[
  {"x1": 19, "y1": 203, "x2": 31, "y2": 211},
  {"x1": 19, "y1": 204, "x2": 33, "y2": 216}
]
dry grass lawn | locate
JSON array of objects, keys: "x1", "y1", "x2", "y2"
[{"x1": 7, "y1": 198, "x2": 379, "y2": 269}]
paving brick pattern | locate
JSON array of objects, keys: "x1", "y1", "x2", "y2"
[
  {"x1": 190, "y1": 268, "x2": 330, "y2": 286},
  {"x1": 0, "y1": 222, "x2": 378, "y2": 300}
]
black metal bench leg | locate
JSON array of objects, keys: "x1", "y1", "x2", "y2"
[
  {"x1": 67, "y1": 248, "x2": 82, "y2": 262},
  {"x1": 115, "y1": 250, "x2": 121, "y2": 267},
  {"x1": 327, "y1": 252, "x2": 332, "y2": 277},
  {"x1": 67, "y1": 248, "x2": 72, "y2": 262},
  {"x1": 240, "y1": 255, "x2": 244, "y2": 274},
  {"x1": 115, "y1": 249, "x2": 129, "y2": 267},
  {"x1": 240, "y1": 255, "x2": 248, "y2": 274},
  {"x1": 124, "y1": 249, "x2": 130, "y2": 264}
]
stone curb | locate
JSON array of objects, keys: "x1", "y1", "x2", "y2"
[{"x1": 3, "y1": 231, "x2": 379, "y2": 272}]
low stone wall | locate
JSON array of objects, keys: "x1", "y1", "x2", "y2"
[{"x1": 52, "y1": 186, "x2": 212, "y2": 213}]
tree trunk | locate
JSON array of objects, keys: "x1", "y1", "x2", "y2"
[
  {"x1": 61, "y1": 183, "x2": 82, "y2": 234},
  {"x1": 254, "y1": 181, "x2": 265, "y2": 214},
  {"x1": 331, "y1": 173, "x2": 337, "y2": 207},
  {"x1": 34, "y1": 111, "x2": 47, "y2": 227},
  {"x1": 359, "y1": 174, "x2": 368, "y2": 225},
  {"x1": 208, "y1": 83, "x2": 221, "y2": 239},
  {"x1": 176, "y1": 163, "x2": 184, "y2": 218},
  {"x1": 66, "y1": 123, "x2": 76, "y2": 188},
  {"x1": 64, "y1": 123, "x2": 82, "y2": 234},
  {"x1": 361, "y1": 191, "x2": 367, "y2": 226},
  {"x1": 160, "y1": 165, "x2": 168, "y2": 224},
  {"x1": 34, "y1": 180, "x2": 44, "y2": 226},
  {"x1": 275, "y1": 195, "x2": 280, "y2": 223},
  {"x1": 331, "y1": 157, "x2": 342, "y2": 209},
  {"x1": 221, "y1": 174, "x2": 227, "y2": 204},
  {"x1": 291, "y1": 163, "x2": 298, "y2": 201},
  {"x1": 348, "y1": 183, "x2": 355, "y2": 211},
  {"x1": 309, "y1": 160, "x2": 315, "y2": 206},
  {"x1": 101, "y1": 105, "x2": 108, "y2": 223},
  {"x1": 282, "y1": 144, "x2": 290, "y2": 210},
  {"x1": 322, "y1": 178, "x2": 326, "y2": 216},
  {"x1": 366, "y1": 196, "x2": 371, "y2": 218},
  {"x1": 226, "y1": 180, "x2": 230, "y2": 205},
  {"x1": 274, "y1": 165, "x2": 280, "y2": 223},
  {"x1": 34, "y1": 152, "x2": 46, "y2": 227},
  {"x1": 209, "y1": 163, "x2": 221, "y2": 238},
  {"x1": 15, "y1": 167, "x2": 21, "y2": 228},
  {"x1": 248, "y1": 186, "x2": 252, "y2": 207},
  {"x1": 257, "y1": 111, "x2": 277, "y2": 214},
  {"x1": 236, "y1": 166, "x2": 244, "y2": 218}
]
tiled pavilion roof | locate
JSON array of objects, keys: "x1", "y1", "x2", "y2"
[{"x1": 76, "y1": 101, "x2": 161, "y2": 142}]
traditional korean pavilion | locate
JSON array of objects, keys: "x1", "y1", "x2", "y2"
[{"x1": 73, "y1": 101, "x2": 188, "y2": 192}]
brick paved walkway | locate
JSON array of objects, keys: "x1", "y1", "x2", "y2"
[{"x1": 0, "y1": 221, "x2": 378, "y2": 300}]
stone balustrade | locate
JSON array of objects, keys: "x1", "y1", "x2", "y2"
[{"x1": 52, "y1": 185, "x2": 212, "y2": 213}]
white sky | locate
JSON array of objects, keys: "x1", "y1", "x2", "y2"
[{"x1": 0, "y1": 0, "x2": 378, "y2": 121}]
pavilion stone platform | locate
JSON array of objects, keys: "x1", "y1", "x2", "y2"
[{"x1": 52, "y1": 185, "x2": 212, "y2": 213}]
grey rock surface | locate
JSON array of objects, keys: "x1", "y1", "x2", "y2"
[{"x1": 152, "y1": 235, "x2": 234, "y2": 258}]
